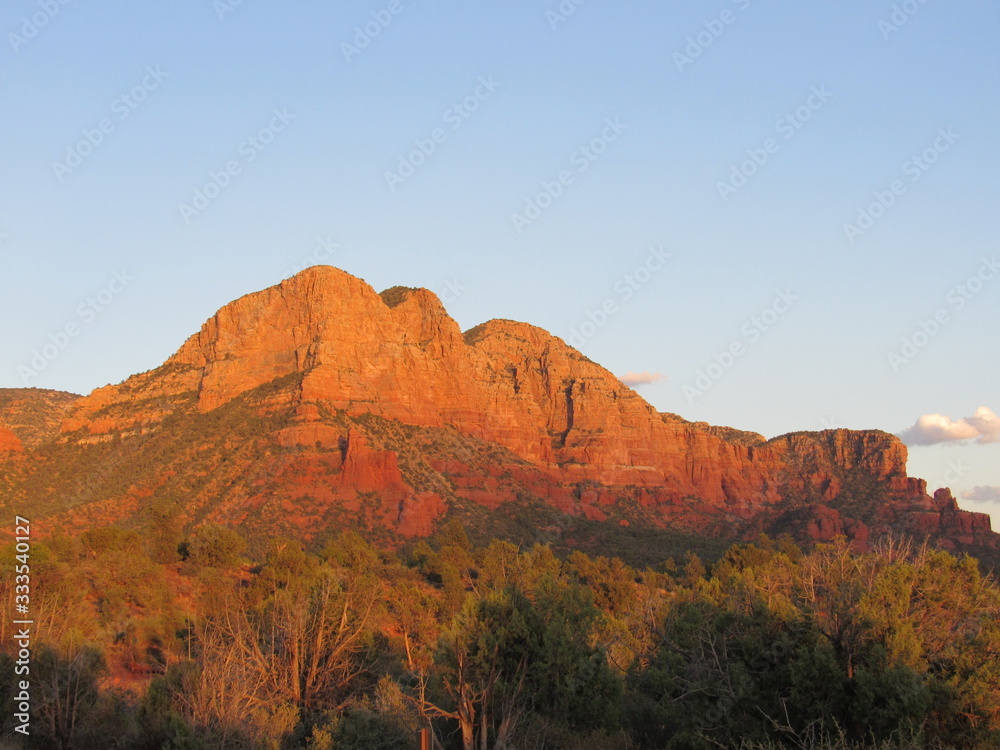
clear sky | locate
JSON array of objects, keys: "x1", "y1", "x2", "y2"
[{"x1": 2, "y1": 1, "x2": 997, "y2": 524}]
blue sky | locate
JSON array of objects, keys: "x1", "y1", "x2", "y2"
[{"x1": 2, "y1": 0, "x2": 997, "y2": 524}]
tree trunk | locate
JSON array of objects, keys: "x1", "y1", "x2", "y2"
[{"x1": 460, "y1": 709, "x2": 475, "y2": 750}]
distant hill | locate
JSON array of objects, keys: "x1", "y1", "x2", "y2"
[{"x1": 0, "y1": 387, "x2": 79, "y2": 448}]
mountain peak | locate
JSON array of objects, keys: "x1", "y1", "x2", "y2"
[
  {"x1": 40, "y1": 267, "x2": 995, "y2": 553},
  {"x1": 157, "y1": 266, "x2": 464, "y2": 412}
]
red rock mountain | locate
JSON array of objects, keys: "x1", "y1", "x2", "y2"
[{"x1": 0, "y1": 267, "x2": 994, "y2": 559}]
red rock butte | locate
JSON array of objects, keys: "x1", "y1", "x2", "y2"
[{"x1": 3, "y1": 266, "x2": 996, "y2": 551}]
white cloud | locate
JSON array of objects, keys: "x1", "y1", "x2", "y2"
[
  {"x1": 619, "y1": 371, "x2": 667, "y2": 387},
  {"x1": 898, "y1": 406, "x2": 1000, "y2": 446},
  {"x1": 961, "y1": 486, "x2": 1000, "y2": 505}
]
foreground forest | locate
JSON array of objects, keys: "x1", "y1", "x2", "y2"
[{"x1": 1, "y1": 524, "x2": 999, "y2": 750}]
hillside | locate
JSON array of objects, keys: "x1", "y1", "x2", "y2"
[{"x1": 0, "y1": 387, "x2": 79, "y2": 448}]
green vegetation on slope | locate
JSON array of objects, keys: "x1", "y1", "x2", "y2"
[{"x1": 0, "y1": 527, "x2": 997, "y2": 750}]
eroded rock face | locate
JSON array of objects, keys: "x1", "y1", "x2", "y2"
[
  {"x1": 885, "y1": 488, "x2": 994, "y2": 549},
  {"x1": 59, "y1": 268, "x2": 785, "y2": 503},
  {"x1": 36, "y1": 266, "x2": 997, "y2": 548}
]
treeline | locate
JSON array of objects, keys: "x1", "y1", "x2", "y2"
[{"x1": 1, "y1": 523, "x2": 999, "y2": 750}]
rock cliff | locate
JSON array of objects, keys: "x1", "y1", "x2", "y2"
[{"x1": 2, "y1": 266, "x2": 994, "y2": 553}]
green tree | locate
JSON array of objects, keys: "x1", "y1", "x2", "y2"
[
  {"x1": 418, "y1": 576, "x2": 620, "y2": 750},
  {"x1": 186, "y1": 524, "x2": 247, "y2": 569}
]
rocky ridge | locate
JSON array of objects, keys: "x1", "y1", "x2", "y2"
[{"x1": 1, "y1": 266, "x2": 994, "y2": 556}]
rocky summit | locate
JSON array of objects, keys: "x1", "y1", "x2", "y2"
[{"x1": 0, "y1": 266, "x2": 994, "y2": 559}]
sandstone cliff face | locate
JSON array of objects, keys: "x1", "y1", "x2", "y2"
[
  {"x1": 31, "y1": 266, "x2": 995, "y2": 550},
  {"x1": 758, "y1": 429, "x2": 909, "y2": 480},
  {"x1": 61, "y1": 269, "x2": 781, "y2": 506}
]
